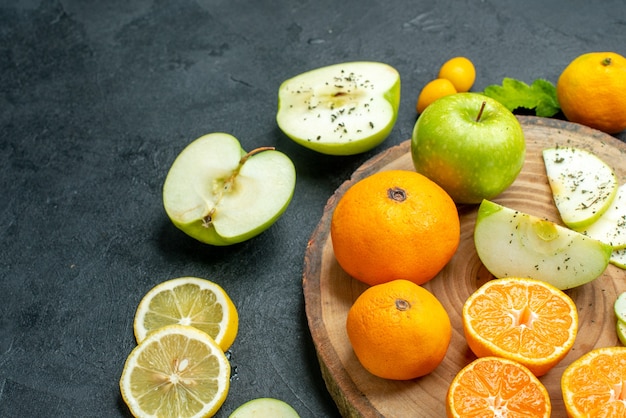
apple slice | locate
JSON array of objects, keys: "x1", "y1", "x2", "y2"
[
  {"x1": 542, "y1": 147, "x2": 618, "y2": 229},
  {"x1": 229, "y1": 398, "x2": 300, "y2": 418},
  {"x1": 578, "y1": 183, "x2": 626, "y2": 249},
  {"x1": 474, "y1": 200, "x2": 612, "y2": 290},
  {"x1": 276, "y1": 61, "x2": 401, "y2": 155},
  {"x1": 611, "y1": 248, "x2": 626, "y2": 269},
  {"x1": 162, "y1": 133, "x2": 296, "y2": 246}
]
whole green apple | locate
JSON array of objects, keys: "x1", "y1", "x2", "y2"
[
  {"x1": 162, "y1": 133, "x2": 296, "y2": 246},
  {"x1": 411, "y1": 93, "x2": 526, "y2": 204},
  {"x1": 277, "y1": 61, "x2": 401, "y2": 155}
]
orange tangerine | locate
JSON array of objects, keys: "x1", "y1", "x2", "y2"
[
  {"x1": 438, "y1": 56, "x2": 476, "y2": 92},
  {"x1": 462, "y1": 277, "x2": 578, "y2": 376},
  {"x1": 447, "y1": 356, "x2": 551, "y2": 418},
  {"x1": 346, "y1": 279, "x2": 451, "y2": 380},
  {"x1": 330, "y1": 169, "x2": 460, "y2": 286},
  {"x1": 416, "y1": 78, "x2": 457, "y2": 114}
]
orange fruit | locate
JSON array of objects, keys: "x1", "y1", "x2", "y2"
[
  {"x1": 416, "y1": 78, "x2": 457, "y2": 114},
  {"x1": 330, "y1": 169, "x2": 460, "y2": 286},
  {"x1": 561, "y1": 346, "x2": 626, "y2": 417},
  {"x1": 462, "y1": 277, "x2": 578, "y2": 376},
  {"x1": 557, "y1": 52, "x2": 626, "y2": 134},
  {"x1": 446, "y1": 356, "x2": 551, "y2": 418},
  {"x1": 438, "y1": 56, "x2": 476, "y2": 92},
  {"x1": 346, "y1": 279, "x2": 451, "y2": 380}
]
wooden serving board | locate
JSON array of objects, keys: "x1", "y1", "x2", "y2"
[{"x1": 303, "y1": 116, "x2": 626, "y2": 418}]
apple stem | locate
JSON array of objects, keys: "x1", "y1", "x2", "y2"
[
  {"x1": 476, "y1": 101, "x2": 486, "y2": 122},
  {"x1": 240, "y1": 146, "x2": 276, "y2": 165}
]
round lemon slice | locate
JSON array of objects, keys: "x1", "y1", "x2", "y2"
[
  {"x1": 134, "y1": 277, "x2": 238, "y2": 351},
  {"x1": 120, "y1": 324, "x2": 231, "y2": 418}
]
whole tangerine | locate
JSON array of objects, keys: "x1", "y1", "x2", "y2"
[
  {"x1": 330, "y1": 169, "x2": 460, "y2": 286},
  {"x1": 346, "y1": 279, "x2": 452, "y2": 380},
  {"x1": 557, "y1": 52, "x2": 626, "y2": 134}
]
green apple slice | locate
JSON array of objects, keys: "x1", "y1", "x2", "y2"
[
  {"x1": 611, "y1": 248, "x2": 626, "y2": 269},
  {"x1": 474, "y1": 200, "x2": 613, "y2": 290},
  {"x1": 163, "y1": 133, "x2": 296, "y2": 246},
  {"x1": 276, "y1": 61, "x2": 400, "y2": 155},
  {"x1": 229, "y1": 398, "x2": 300, "y2": 418},
  {"x1": 542, "y1": 147, "x2": 618, "y2": 229},
  {"x1": 617, "y1": 320, "x2": 626, "y2": 346},
  {"x1": 578, "y1": 183, "x2": 626, "y2": 249},
  {"x1": 615, "y1": 292, "x2": 626, "y2": 323}
]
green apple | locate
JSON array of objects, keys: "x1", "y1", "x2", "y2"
[
  {"x1": 577, "y1": 183, "x2": 626, "y2": 249},
  {"x1": 474, "y1": 200, "x2": 612, "y2": 290},
  {"x1": 162, "y1": 133, "x2": 296, "y2": 246},
  {"x1": 611, "y1": 248, "x2": 626, "y2": 269},
  {"x1": 617, "y1": 320, "x2": 626, "y2": 346},
  {"x1": 615, "y1": 292, "x2": 626, "y2": 323},
  {"x1": 411, "y1": 93, "x2": 526, "y2": 204},
  {"x1": 229, "y1": 398, "x2": 300, "y2": 418},
  {"x1": 276, "y1": 61, "x2": 400, "y2": 155},
  {"x1": 543, "y1": 147, "x2": 618, "y2": 229}
]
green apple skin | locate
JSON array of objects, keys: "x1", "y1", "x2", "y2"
[
  {"x1": 162, "y1": 133, "x2": 296, "y2": 246},
  {"x1": 474, "y1": 200, "x2": 613, "y2": 290},
  {"x1": 229, "y1": 398, "x2": 300, "y2": 418},
  {"x1": 276, "y1": 61, "x2": 400, "y2": 156},
  {"x1": 411, "y1": 93, "x2": 526, "y2": 204}
]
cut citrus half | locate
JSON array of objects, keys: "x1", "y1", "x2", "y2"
[
  {"x1": 561, "y1": 346, "x2": 626, "y2": 417},
  {"x1": 462, "y1": 277, "x2": 578, "y2": 376},
  {"x1": 120, "y1": 324, "x2": 231, "y2": 418},
  {"x1": 446, "y1": 356, "x2": 551, "y2": 418},
  {"x1": 134, "y1": 277, "x2": 238, "y2": 351}
]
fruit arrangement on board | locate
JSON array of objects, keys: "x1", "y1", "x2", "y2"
[{"x1": 119, "y1": 51, "x2": 626, "y2": 417}]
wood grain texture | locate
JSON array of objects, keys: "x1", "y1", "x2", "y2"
[{"x1": 303, "y1": 116, "x2": 626, "y2": 418}]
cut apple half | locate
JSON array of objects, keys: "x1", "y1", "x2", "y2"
[
  {"x1": 578, "y1": 183, "x2": 626, "y2": 249},
  {"x1": 276, "y1": 61, "x2": 401, "y2": 155},
  {"x1": 542, "y1": 147, "x2": 618, "y2": 229},
  {"x1": 163, "y1": 133, "x2": 296, "y2": 246},
  {"x1": 474, "y1": 200, "x2": 612, "y2": 290}
]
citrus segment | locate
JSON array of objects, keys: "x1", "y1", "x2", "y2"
[
  {"x1": 446, "y1": 356, "x2": 551, "y2": 418},
  {"x1": 330, "y1": 170, "x2": 460, "y2": 286},
  {"x1": 561, "y1": 346, "x2": 626, "y2": 417},
  {"x1": 120, "y1": 325, "x2": 231, "y2": 418},
  {"x1": 557, "y1": 52, "x2": 626, "y2": 134},
  {"x1": 346, "y1": 279, "x2": 451, "y2": 380},
  {"x1": 462, "y1": 277, "x2": 578, "y2": 376},
  {"x1": 438, "y1": 56, "x2": 476, "y2": 92},
  {"x1": 416, "y1": 78, "x2": 457, "y2": 114},
  {"x1": 134, "y1": 277, "x2": 238, "y2": 351}
]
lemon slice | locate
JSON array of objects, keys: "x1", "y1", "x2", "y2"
[
  {"x1": 120, "y1": 325, "x2": 231, "y2": 418},
  {"x1": 134, "y1": 277, "x2": 238, "y2": 351}
]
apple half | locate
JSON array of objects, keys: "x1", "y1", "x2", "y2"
[
  {"x1": 162, "y1": 133, "x2": 296, "y2": 246},
  {"x1": 276, "y1": 61, "x2": 401, "y2": 155},
  {"x1": 474, "y1": 200, "x2": 612, "y2": 290},
  {"x1": 543, "y1": 147, "x2": 618, "y2": 229}
]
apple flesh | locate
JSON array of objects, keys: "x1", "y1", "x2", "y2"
[
  {"x1": 229, "y1": 398, "x2": 300, "y2": 418},
  {"x1": 474, "y1": 200, "x2": 612, "y2": 290},
  {"x1": 411, "y1": 93, "x2": 525, "y2": 204},
  {"x1": 577, "y1": 183, "x2": 626, "y2": 249},
  {"x1": 611, "y1": 248, "x2": 626, "y2": 269},
  {"x1": 162, "y1": 133, "x2": 296, "y2": 246},
  {"x1": 543, "y1": 147, "x2": 618, "y2": 229},
  {"x1": 276, "y1": 61, "x2": 401, "y2": 155}
]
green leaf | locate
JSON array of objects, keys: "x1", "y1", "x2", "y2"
[{"x1": 482, "y1": 77, "x2": 560, "y2": 117}]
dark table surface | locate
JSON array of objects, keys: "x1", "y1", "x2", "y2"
[{"x1": 2, "y1": 1, "x2": 626, "y2": 417}]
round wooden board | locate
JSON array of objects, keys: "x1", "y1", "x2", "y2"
[{"x1": 303, "y1": 116, "x2": 626, "y2": 418}]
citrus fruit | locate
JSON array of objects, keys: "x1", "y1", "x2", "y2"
[
  {"x1": 134, "y1": 277, "x2": 238, "y2": 351},
  {"x1": 330, "y1": 169, "x2": 460, "y2": 286},
  {"x1": 557, "y1": 52, "x2": 626, "y2": 134},
  {"x1": 229, "y1": 398, "x2": 300, "y2": 418},
  {"x1": 120, "y1": 324, "x2": 231, "y2": 418},
  {"x1": 346, "y1": 279, "x2": 451, "y2": 380},
  {"x1": 462, "y1": 277, "x2": 578, "y2": 376},
  {"x1": 416, "y1": 78, "x2": 457, "y2": 114},
  {"x1": 446, "y1": 356, "x2": 551, "y2": 418},
  {"x1": 438, "y1": 56, "x2": 476, "y2": 92},
  {"x1": 561, "y1": 346, "x2": 626, "y2": 417}
]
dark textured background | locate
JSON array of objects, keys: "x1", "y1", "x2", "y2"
[{"x1": 1, "y1": 0, "x2": 625, "y2": 417}]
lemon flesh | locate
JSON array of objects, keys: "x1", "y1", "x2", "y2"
[
  {"x1": 120, "y1": 325, "x2": 231, "y2": 418},
  {"x1": 134, "y1": 277, "x2": 238, "y2": 351}
]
